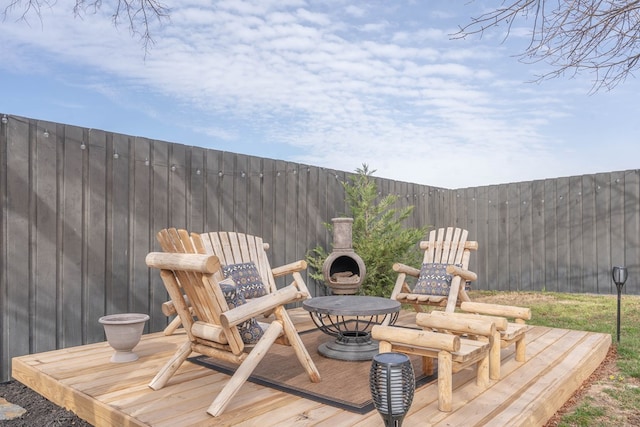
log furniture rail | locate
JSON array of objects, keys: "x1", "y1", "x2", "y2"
[{"x1": 146, "y1": 229, "x2": 320, "y2": 417}]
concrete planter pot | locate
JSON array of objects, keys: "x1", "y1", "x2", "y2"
[{"x1": 98, "y1": 313, "x2": 149, "y2": 363}]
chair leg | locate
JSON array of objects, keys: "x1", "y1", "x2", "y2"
[
  {"x1": 389, "y1": 273, "x2": 407, "y2": 300},
  {"x1": 149, "y1": 340, "x2": 192, "y2": 390},
  {"x1": 515, "y1": 336, "x2": 526, "y2": 362},
  {"x1": 422, "y1": 356, "x2": 434, "y2": 376},
  {"x1": 207, "y1": 321, "x2": 283, "y2": 417},
  {"x1": 490, "y1": 331, "x2": 501, "y2": 380},
  {"x1": 444, "y1": 278, "x2": 462, "y2": 313},
  {"x1": 276, "y1": 306, "x2": 321, "y2": 383},
  {"x1": 477, "y1": 352, "x2": 490, "y2": 388},
  {"x1": 163, "y1": 316, "x2": 182, "y2": 336},
  {"x1": 379, "y1": 341, "x2": 393, "y2": 353},
  {"x1": 438, "y1": 351, "x2": 453, "y2": 412}
]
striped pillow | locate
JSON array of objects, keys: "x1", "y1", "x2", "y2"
[{"x1": 222, "y1": 262, "x2": 268, "y2": 299}]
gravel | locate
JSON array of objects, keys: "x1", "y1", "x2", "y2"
[{"x1": 0, "y1": 380, "x2": 92, "y2": 426}]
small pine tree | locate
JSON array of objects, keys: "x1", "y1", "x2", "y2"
[{"x1": 307, "y1": 164, "x2": 428, "y2": 297}]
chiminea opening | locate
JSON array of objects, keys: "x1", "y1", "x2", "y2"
[{"x1": 322, "y1": 218, "x2": 366, "y2": 295}]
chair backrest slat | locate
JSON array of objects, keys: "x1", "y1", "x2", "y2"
[
  {"x1": 154, "y1": 229, "x2": 245, "y2": 353},
  {"x1": 423, "y1": 228, "x2": 437, "y2": 263},
  {"x1": 157, "y1": 230, "x2": 219, "y2": 321},
  {"x1": 217, "y1": 232, "x2": 236, "y2": 264},
  {"x1": 422, "y1": 227, "x2": 475, "y2": 269},
  {"x1": 439, "y1": 227, "x2": 453, "y2": 264},
  {"x1": 230, "y1": 232, "x2": 252, "y2": 262},
  {"x1": 449, "y1": 228, "x2": 468, "y2": 265}
]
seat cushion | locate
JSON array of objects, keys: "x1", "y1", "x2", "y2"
[
  {"x1": 222, "y1": 262, "x2": 268, "y2": 299},
  {"x1": 219, "y1": 278, "x2": 264, "y2": 344},
  {"x1": 413, "y1": 263, "x2": 457, "y2": 296}
]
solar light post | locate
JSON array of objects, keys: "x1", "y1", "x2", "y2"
[
  {"x1": 612, "y1": 266, "x2": 628, "y2": 344},
  {"x1": 369, "y1": 352, "x2": 415, "y2": 427}
]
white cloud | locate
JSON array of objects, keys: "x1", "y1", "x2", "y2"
[
  {"x1": 344, "y1": 5, "x2": 366, "y2": 18},
  {"x1": 1, "y1": 0, "x2": 638, "y2": 188}
]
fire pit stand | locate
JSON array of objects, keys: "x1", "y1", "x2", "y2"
[{"x1": 303, "y1": 296, "x2": 400, "y2": 361}]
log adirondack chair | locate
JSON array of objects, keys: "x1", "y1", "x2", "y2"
[
  {"x1": 372, "y1": 311, "x2": 496, "y2": 412},
  {"x1": 390, "y1": 227, "x2": 479, "y2": 313},
  {"x1": 390, "y1": 227, "x2": 531, "y2": 375},
  {"x1": 146, "y1": 231, "x2": 320, "y2": 417},
  {"x1": 160, "y1": 229, "x2": 311, "y2": 335}
]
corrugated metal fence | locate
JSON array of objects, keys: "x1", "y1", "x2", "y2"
[{"x1": 1, "y1": 114, "x2": 638, "y2": 381}]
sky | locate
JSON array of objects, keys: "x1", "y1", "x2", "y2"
[{"x1": 1, "y1": 0, "x2": 639, "y2": 189}]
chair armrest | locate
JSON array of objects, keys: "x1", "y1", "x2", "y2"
[
  {"x1": 430, "y1": 310, "x2": 509, "y2": 331},
  {"x1": 271, "y1": 260, "x2": 307, "y2": 278},
  {"x1": 392, "y1": 263, "x2": 420, "y2": 277},
  {"x1": 220, "y1": 284, "x2": 307, "y2": 328},
  {"x1": 460, "y1": 302, "x2": 532, "y2": 322},
  {"x1": 445, "y1": 265, "x2": 478, "y2": 282},
  {"x1": 417, "y1": 312, "x2": 496, "y2": 339},
  {"x1": 372, "y1": 325, "x2": 460, "y2": 352},
  {"x1": 271, "y1": 260, "x2": 311, "y2": 296}
]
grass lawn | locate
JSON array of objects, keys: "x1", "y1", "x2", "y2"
[{"x1": 469, "y1": 291, "x2": 640, "y2": 426}]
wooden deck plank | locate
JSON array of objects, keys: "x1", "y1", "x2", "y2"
[
  {"x1": 12, "y1": 356, "x2": 147, "y2": 427},
  {"x1": 11, "y1": 308, "x2": 611, "y2": 427},
  {"x1": 284, "y1": 404, "x2": 346, "y2": 426},
  {"x1": 404, "y1": 327, "x2": 568, "y2": 426},
  {"x1": 232, "y1": 398, "x2": 324, "y2": 426},
  {"x1": 440, "y1": 329, "x2": 588, "y2": 426},
  {"x1": 489, "y1": 332, "x2": 610, "y2": 426},
  {"x1": 101, "y1": 367, "x2": 218, "y2": 406},
  {"x1": 188, "y1": 390, "x2": 302, "y2": 427}
]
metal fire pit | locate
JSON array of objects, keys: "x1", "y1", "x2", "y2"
[{"x1": 303, "y1": 295, "x2": 400, "y2": 360}]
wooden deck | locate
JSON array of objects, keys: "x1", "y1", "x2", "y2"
[{"x1": 11, "y1": 309, "x2": 611, "y2": 427}]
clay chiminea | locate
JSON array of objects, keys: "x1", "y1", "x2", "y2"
[{"x1": 322, "y1": 217, "x2": 366, "y2": 295}]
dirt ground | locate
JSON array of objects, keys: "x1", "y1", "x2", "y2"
[{"x1": 0, "y1": 292, "x2": 636, "y2": 426}]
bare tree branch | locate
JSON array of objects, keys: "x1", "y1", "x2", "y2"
[
  {"x1": 2, "y1": 0, "x2": 170, "y2": 52},
  {"x1": 455, "y1": 0, "x2": 640, "y2": 91},
  {"x1": 2, "y1": 0, "x2": 52, "y2": 28}
]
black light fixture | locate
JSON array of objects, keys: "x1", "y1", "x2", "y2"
[
  {"x1": 369, "y1": 352, "x2": 415, "y2": 427},
  {"x1": 612, "y1": 266, "x2": 628, "y2": 343}
]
